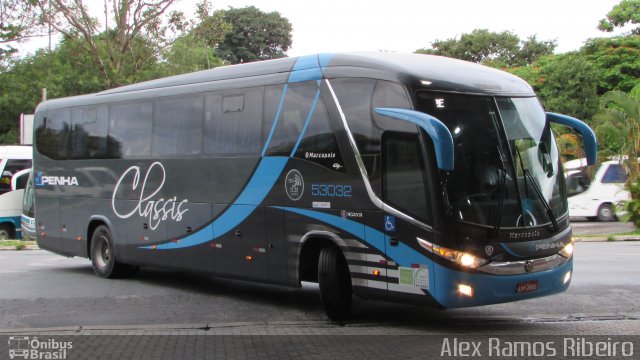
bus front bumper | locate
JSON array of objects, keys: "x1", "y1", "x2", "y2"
[{"x1": 432, "y1": 256, "x2": 573, "y2": 308}]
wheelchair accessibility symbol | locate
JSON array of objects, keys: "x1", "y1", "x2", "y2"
[{"x1": 384, "y1": 215, "x2": 396, "y2": 232}]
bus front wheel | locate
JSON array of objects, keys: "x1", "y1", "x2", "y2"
[
  {"x1": 90, "y1": 225, "x2": 138, "y2": 278},
  {"x1": 318, "y1": 245, "x2": 352, "y2": 321}
]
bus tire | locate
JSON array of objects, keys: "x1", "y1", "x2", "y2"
[
  {"x1": 0, "y1": 224, "x2": 14, "y2": 240},
  {"x1": 597, "y1": 203, "x2": 615, "y2": 222},
  {"x1": 90, "y1": 225, "x2": 136, "y2": 278},
  {"x1": 318, "y1": 245, "x2": 352, "y2": 321}
]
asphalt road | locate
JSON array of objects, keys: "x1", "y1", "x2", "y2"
[{"x1": 0, "y1": 242, "x2": 639, "y2": 335}]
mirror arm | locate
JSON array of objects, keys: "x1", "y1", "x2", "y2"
[{"x1": 546, "y1": 112, "x2": 598, "y2": 166}]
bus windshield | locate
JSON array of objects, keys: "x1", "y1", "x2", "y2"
[{"x1": 417, "y1": 92, "x2": 568, "y2": 229}]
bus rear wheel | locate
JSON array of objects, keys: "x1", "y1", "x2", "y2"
[
  {"x1": 90, "y1": 225, "x2": 138, "y2": 278},
  {"x1": 318, "y1": 245, "x2": 352, "y2": 321}
]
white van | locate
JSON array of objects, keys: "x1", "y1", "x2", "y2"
[
  {"x1": 0, "y1": 146, "x2": 32, "y2": 239},
  {"x1": 566, "y1": 160, "x2": 629, "y2": 221}
]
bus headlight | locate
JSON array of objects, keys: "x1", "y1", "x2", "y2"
[
  {"x1": 558, "y1": 239, "x2": 574, "y2": 258},
  {"x1": 417, "y1": 238, "x2": 488, "y2": 269}
]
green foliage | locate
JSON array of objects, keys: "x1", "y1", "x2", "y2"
[
  {"x1": 416, "y1": 29, "x2": 556, "y2": 67},
  {"x1": 160, "y1": 4, "x2": 230, "y2": 76},
  {"x1": 216, "y1": 6, "x2": 292, "y2": 64},
  {"x1": 619, "y1": 179, "x2": 640, "y2": 228},
  {"x1": 509, "y1": 53, "x2": 600, "y2": 121},
  {"x1": 0, "y1": 0, "x2": 42, "y2": 64},
  {"x1": 0, "y1": 39, "x2": 109, "y2": 144},
  {"x1": 593, "y1": 84, "x2": 640, "y2": 183},
  {"x1": 598, "y1": 0, "x2": 640, "y2": 34},
  {"x1": 580, "y1": 35, "x2": 640, "y2": 93},
  {"x1": 31, "y1": 0, "x2": 183, "y2": 87}
]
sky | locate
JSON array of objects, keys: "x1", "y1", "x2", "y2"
[{"x1": 17, "y1": 0, "x2": 630, "y2": 58}]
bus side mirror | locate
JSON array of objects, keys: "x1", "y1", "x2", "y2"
[
  {"x1": 375, "y1": 108, "x2": 454, "y2": 171},
  {"x1": 546, "y1": 112, "x2": 598, "y2": 166}
]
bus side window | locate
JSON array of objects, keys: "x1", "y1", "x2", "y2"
[
  {"x1": 72, "y1": 107, "x2": 108, "y2": 159},
  {"x1": 382, "y1": 132, "x2": 432, "y2": 223},
  {"x1": 109, "y1": 102, "x2": 153, "y2": 158},
  {"x1": 204, "y1": 88, "x2": 263, "y2": 155},
  {"x1": 153, "y1": 94, "x2": 204, "y2": 157},
  {"x1": 263, "y1": 82, "x2": 317, "y2": 156},
  {"x1": 35, "y1": 109, "x2": 71, "y2": 160}
]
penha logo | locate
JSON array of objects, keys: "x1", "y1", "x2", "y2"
[{"x1": 34, "y1": 171, "x2": 78, "y2": 187}]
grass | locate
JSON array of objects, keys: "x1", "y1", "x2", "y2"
[{"x1": 0, "y1": 240, "x2": 37, "y2": 250}]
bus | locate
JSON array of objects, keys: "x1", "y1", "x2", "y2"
[
  {"x1": 32, "y1": 53, "x2": 596, "y2": 320},
  {"x1": 21, "y1": 169, "x2": 36, "y2": 241},
  {"x1": 0, "y1": 145, "x2": 32, "y2": 239}
]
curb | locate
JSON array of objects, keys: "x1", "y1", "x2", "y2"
[
  {"x1": 574, "y1": 236, "x2": 640, "y2": 242},
  {"x1": 0, "y1": 245, "x2": 39, "y2": 251}
]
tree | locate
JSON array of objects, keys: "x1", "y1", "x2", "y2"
[
  {"x1": 31, "y1": 0, "x2": 185, "y2": 87},
  {"x1": 580, "y1": 35, "x2": 640, "y2": 93},
  {"x1": 215, "y1": 6, "x2": 292, "y2": 64},
  {"x1": 598, "y1": 0, "x2": 640, "y2": 34},
  {"x1": 161, "y1": 1, "x2": 229, "y2": 76},
  {"x1": 593, "y1": 84, "x2": 640, "y2": 183},
  {"x1": 509, "y1": 53, "x2": 600, "y2": 121},
  {"x1": 0, "y1": 0, "x2": 42, "y2": 63},
  {"x1": 593, "y1": 84, "x2": 640, "y2": 227},
  {"x1": 416, "y1": 29, "x2": 556, "y2": 67}
]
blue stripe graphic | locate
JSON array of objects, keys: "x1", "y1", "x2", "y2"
[
  {"x1": 290, "y1": 82, "x2": 321, "y2": 157},
  {"x1": 143, "y1": 54, "x2": 335, "y2": 250},
  {"x1": 262, "y1": 84, "x2": 288, "y2": 156},
  {"x1": 147, "y1": 157, "x2": 288, "y2": 250},
  {"x1": 273, "y1": 206, "x2": 430, "y2": 267}
]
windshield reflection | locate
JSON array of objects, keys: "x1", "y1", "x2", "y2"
[{"x1": 417, "y1": 93, "x2": 568, "y2": 229}]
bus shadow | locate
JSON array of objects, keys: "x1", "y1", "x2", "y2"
[{"x1": 57, "y1": 265, "x2": 531, "y2": 332}]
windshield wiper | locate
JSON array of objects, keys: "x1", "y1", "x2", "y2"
[
  {"x1": 492, "y1": 146, "x2": 507, "y2": 237},
  {"x1": 516, "y1": 149, "x2": 559, "y2": 233}
]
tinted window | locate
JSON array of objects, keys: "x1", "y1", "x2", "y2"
[
  {"x1": 153, "y1": 95, "x2": 204, "y2": 157},
  {"x1": 109, "y1": 102, "x2": 152, "y2": 158},
  {"x1": 602, "y1": 164, "x2": 627, "y2": 183},
  {"x1": 291, "y1": 89, "x2": 344, "y2": 172},
  {"x1": 204, "y1": 88, "x2": 263, "y2": 155},
  {"x1": 265, "y1": 82, "x2": 317, "y2": 156},
  {"x1": 72, "y1": 107, "x2": 108, "y2": 159},
  {"x1": 0, "y1": 159, "x2": 31, "y2": 194},
  {"x1": 331, "y1": 79, "x2": 413, "y2": 155},
  {"x1": 383, "y1": 132, "x2": 431, "y2": 223},
  {"x1": 35, "y1": 109, "x2": 71, "y2": 159}
]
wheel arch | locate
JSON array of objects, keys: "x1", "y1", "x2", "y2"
[
  {"x1": 297, "y1": 231, "x2": 349, "y2": 284},
  {"x1": 86, "y1": 216, "x2": 115, "y2": 259}
]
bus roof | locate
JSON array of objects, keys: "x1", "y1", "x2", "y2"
[{"x1": 36, "y1": 52, "x2": 535, "y2": 111}]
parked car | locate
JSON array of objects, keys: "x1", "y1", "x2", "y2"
[{"x1": 567, "y1": 160, "x2": 628, "y2": 221}]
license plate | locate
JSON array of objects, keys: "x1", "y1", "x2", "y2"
[{"x1": 516, "y1": 280, "x2": 538, "y2": 294}]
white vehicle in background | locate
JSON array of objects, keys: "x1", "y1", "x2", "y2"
[
  {"x1": 0, "y1": 146, "x2": 32, "y2": 239},
  {"x1": 566, "y1": 159, "x2": 629, "y2": 221}
]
